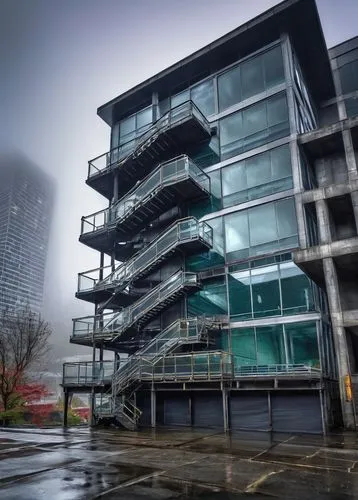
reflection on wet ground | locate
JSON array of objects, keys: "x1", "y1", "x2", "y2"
[{"x1": 1, "y1": 426, "x2": 358, "y2": 498}]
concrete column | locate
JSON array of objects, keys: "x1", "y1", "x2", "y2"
[
  {"x1": 152, "y1": 92, "x2": 159, "y2": 122},
  {"x1": 343, "y1": 130, "x2": 358, "y2": 182},
  {"x1": 222, "y1": 388, "x2": 229, "y2": 432},
  {"x1": 111, "y1": 250, "x2": 116, "y2": 273},
  {"x1": 63, "y1": 390, "x2": 69, "y2": 427},
  {"x1": 350, "y1": 191, "x2": 358, "y2": 234},
  {"x1": 151, "y1": 387, "x2": 156, "y2": 428},
  {"x1": 113, "y1": 171, "x2": 119, "y2": 203},
  {"x1": 316, "y1": 199, "x2": 331, "y2": 244},
  {"x1": 323, "y1": 258, "x2": 355, "y2": 429}
]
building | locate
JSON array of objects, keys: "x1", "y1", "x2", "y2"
[
  {"x1": 0, "y1": 153, "x2": 54, "y2": 314},
  {"x1": 62, "y1": 0, "x2": 358, "y2": 434}
]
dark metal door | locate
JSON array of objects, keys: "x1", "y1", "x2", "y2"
[
  {"x1": 192, "y1": 393, "x2": 223, "y2": 428},
  {"x1": 164, "y1": 395, "x2": 190, "y2": 426},
  {"x1": 271, "y1": 392, "x2": 323, "y2": 434},
  {"x1": 230, "y1": 393, "x2": 269, "y2": 431}
]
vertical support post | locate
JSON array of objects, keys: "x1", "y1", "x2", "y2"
[
  {"x1": 90, "y1": 336, "x2": 96, "y2": 427},
  {"x1": 151, "y1": 385, "x2": 156, "y2": 428},
  {"x1": 63, "y1": 390, "x2": 69, "y2": 427},
  {"x1": 267, "y1": 391, "x2": 272, "y2": 431},
  {"x1": 152, "y1": 92, "x2": 159, "y2": 122},
  {"x1": 99, "y1": 252, "x2": 104, "y2": 280},
  {"x1": 222, "y1": 388, "x2": 229, "y2": 432},
  {"x1": 113, "y1": 171, "x2": 119, "y2": 203}
]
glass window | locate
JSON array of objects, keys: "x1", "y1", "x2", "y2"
[
  {"x1": 339, "y1": 60, "x2": 358, "y2": 95},
  {"x1": 256, "y1": 324, "x2": 285, "y2": 365},
  {"x1": 271, "y1": 144, "x2": 291, "y2": 180},
  {"x1": 263, "y1": 45, "x2": 285, "y2": 89},
  {"x1": 187, "y1": 216, "x2": 224, "y2": 271},
  {"x1": 191, "y1": 79, "x2": 215, "y2": 116},
  {"x1": 251, "y1": 265, "x2": 281, "y2": 318},
  {"x1": 285, "y1": 322, "x2": 319, "y2": 367},
  {"x1": 220, "y1": 93, "x2": 289, "y2": 161},
  {"x1": 189, "y1": 169, "x2": 222, "y2": 218},
  {"x1": 228, "y1": 271, "x2": 252, "y2": 319},
  {"x1": 171, "y1": 89, "x2": 190, "y2": 108},
  {"x1": 249, "y1": 203, "x2": 277, "y2": 247},
  {"x1": 222, "y1": 161, "x2": 247, "y2": 206},
  {"x1": 280, "y1": 261, "x2": 314, "y2": 314},
  {"x1": 120, "y1": 115, "x2": 136, "y2": 141},
  {"x1": 276, "y1": 198, "x2": 297, "y2": 240},
  {"x1": 188, "y1": 277, "x2": 227, "y2": 316},
  {"x1": 220, "y1": 110, "x2": 244, "y2": 160},
  {"x1": 218, "y1": 65, "x2": 241, "y2": 112},
  {"x1": 136, "y1": 107, "x2": 152, "y2": 129},
  {"x1": 241, "y1": 55, "x2": 265, "y2": 100},
  {"x1": 225, "y1": 211, "x2": 249, "y2": 261},
  {"x1": 231, "y1": 328, "x2": 256, "y2": 367},
  {"x1": 111, "y1": 123, "x2": 120, "y2": 149}
]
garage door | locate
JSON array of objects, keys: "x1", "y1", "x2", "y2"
[
  {"x1": 271, "y1": 392, "x2": 322, "y2": 434},
  {"x1": 230, "y1": 393, "x2": 269, "y2": 431},
  {"x1": 192, "y1": 393, "x2": 223, "y2": 428},
  {"x1": 164, "y1": 396, "x2": 190, "y2": 426}
]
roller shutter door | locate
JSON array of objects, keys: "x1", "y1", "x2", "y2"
[
  {"x1": 271, "y1": 392, "x2": 322, "y2": 434},
  {"x1": 230, "y1": 393, "x2": 269, "y2": 431},
  {"x1": 192, "y1": 393, "x2": 223, "y2": 428},
  {"x1": 164, "y1": 396, "x2": 190, "y2": 426}
]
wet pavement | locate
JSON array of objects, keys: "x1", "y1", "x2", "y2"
[{"x1": 1, "y1": 426, "x2": 358, "y2": 498}]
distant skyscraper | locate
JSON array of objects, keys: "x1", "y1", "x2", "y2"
[{"x1": 0, "y1": 153, "x2": 55, "y2": 314}]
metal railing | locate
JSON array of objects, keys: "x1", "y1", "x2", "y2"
[
  {"x1": 77, "y1": 218, "x2": 212, "y2": 293},
  {"x1": 62, "y1": 361, "x2": 116, "y2": 386},
  {"x1": 111, "y1": 317, "x2": 211, "y2": 394},
  {"x1": 234, "y1": 363, "x2": 322, "y2": 377},
  {"x1": 87, "y1": 100, "x2": 211, "y2": 179},
  {"x1": 139, "y1": 351, "x2": 233, "y2": 381},
  {"x1": 81, "y1": 156, "x2": 209, "y2": 235},
  {"x1": 72, "y1": 271, "x2": 200, "y2": 340}
]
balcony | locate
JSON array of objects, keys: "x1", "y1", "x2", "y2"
[
  {"x1": 76, "y1": 217, "x2": 212, "y2": 305},
  {"x1": 87, "y1": 101, "x2": 212, "y2": 200},
  {"x1": 71, "y1": 271, "x2": 201, "y2": 346},
  {"x1": 62, "y1": 361, "x2": 115, "y2": 388},
  {"x1": 79, "y1": 156, "x2": 210, "y2": 255},
  {"x1": 234, "y1": 364, "x2": 321, "y2": 378}
]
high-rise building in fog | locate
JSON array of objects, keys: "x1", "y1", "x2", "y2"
[{"x1": 0, "y1": 153, "x2": 55, "y2": 313}]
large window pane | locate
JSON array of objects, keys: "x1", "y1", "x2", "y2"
[
  {"x1": 222, "y1": 161, "x2": 247, "y2": 206},
  {"x1": 256, "y1": 325, "x2": 285, "y2": 365},
  {"x1": 263, "y1": 45, "x2": 285, "y2": 88},
  {"x1": 243, "y1": 101, "x2": 266, "y2": 136},
  {"x1": 285, "y1": 322, "x2": 319, "y2": 367},
  {"x1": 190, "y1": 169, "x2": 222, "y2": 218},
  {"x1": 188, "y1": 277, "x2": 227, "y2": 316},
  {"x1": 171, "y1": 89, "x2": 190, "y2": 108},
  {"x1": 241, "y1": 55, "x2": 265, "y2": 100},
  {"x1": 191, "y1": 79, "x2": 215, "y2": 116},
  {"x1": 246, "y1": 151, "x2": 271, "y2": 188},
  {"x1": 271, "y1": 144, "x2": 291, "y2": 179},
  {"x1": 280, "y1": 261, "x2": 314, "y2": 314},
  {"x1": 136, "y1": 107, "x2": 152, "y2": 129},
  {"x1": 225, "y1": 211, "x2": 249, "y2": 262},
  {"x1": 249, "y1": 204, "x2": 277, "y2": 246},
  {"x1": 251, "y1": 265, "x2": 281, "y2": 318},
  {"x1": 120, "y1": 115, "x2": 136, "y2": 143},
  {"x1": 187, "y1": 217, "x2": 224, "y2": 271},
  {"x1": 228, "y1": 271, "x2": 252, "y2": 319},
  {"x1": 218, "y1": 65, "x2": 241, "y2": 112},
  {"x1": 220, "y1": 111, "x2": 244, "y2": 159},
  {"x1": 276, "y1": 198, "x2": 298, "y2": 239},
  {"x1": 231, "y1": 328, "x2": 256, "y2": 367},
  {"x1": 339, "y1": 60, "x2": 358, "y2": 94}
]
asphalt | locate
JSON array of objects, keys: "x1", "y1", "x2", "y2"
[{"x1": 0, "y1": 426, "x2": 358, "y2": 499}]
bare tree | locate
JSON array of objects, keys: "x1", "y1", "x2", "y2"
[{"x1": 0, "y1": 307, "x2": 52, "y2": 411}]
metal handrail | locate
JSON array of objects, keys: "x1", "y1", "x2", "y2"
[
  {"x1": 81, "y1": 155, "x2": 209, "y2": 235},
  {"x1": 233, "y1": 363, "x2": 322, "y2": 377},
  {"x1": 77, "y1": 217, "x2": 212, "y2": 293},
  {"x1": 72, "y1": 271, "x2": 200, "y2": 340},
  {"x1": 87, "y1": 100, "x2": 210, "y2": 179},
  {"x1": 62, "y1": 360, "x2": 116, "y2": 386}
]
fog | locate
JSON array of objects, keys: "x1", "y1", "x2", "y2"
[{"x1": 1, "y1": 0, "x2": 357, "y2": 363}]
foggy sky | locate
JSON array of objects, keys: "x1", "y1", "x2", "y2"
[{"x1": 1, "y1": 0, "x2": 357, "y2": 360}]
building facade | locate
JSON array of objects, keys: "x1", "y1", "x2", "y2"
[
  {"x1": 63, "y1": 0, "x2": 358, "y2": 433},
  {"x1": 0, "y1": 153, "x2": 54, "y2": 314}
]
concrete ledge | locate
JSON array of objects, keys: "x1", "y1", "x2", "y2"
[
  {"x1": 343, "y1": 309, "x2": 358, "y2": 328},
  {"x1": 301, "y1": 180, "x2": 358, "y2": 204},
  {"x1": 294, "y1": 237, "x2": 358, "y2": 263}
]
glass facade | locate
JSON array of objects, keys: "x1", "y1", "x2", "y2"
[
  {"x1": 226, "y1": 321, "x2": 320, "y2": 372},
  {"x1": 217, "y1": 45, "x2": 285, "y2": 112},
  {"x1": 111, "y1": 106, "x2": 152, "y2": 150},
  {"x1": 219, "y1": 93, "x2": 290, "y2": 160},
  {"x1": 337, "y1": 48, "x2": 358, "y2": 118}
]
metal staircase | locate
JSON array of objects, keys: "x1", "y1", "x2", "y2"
[
  {"x1": 94, "y1": 317, "x2": 219, "y2": 429},
  {"x1": 80, "y1": 155, "x2": 210, "y2": 250},
  {"x1": 71, "y1": 271, "x2": 201, "y2": 344},
  {"x1": 87, "y1": 100, "x2": 212, "y2": 200},
  {"x1": 76, "y1": 217, "x2": 213, "y2": 308}
]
